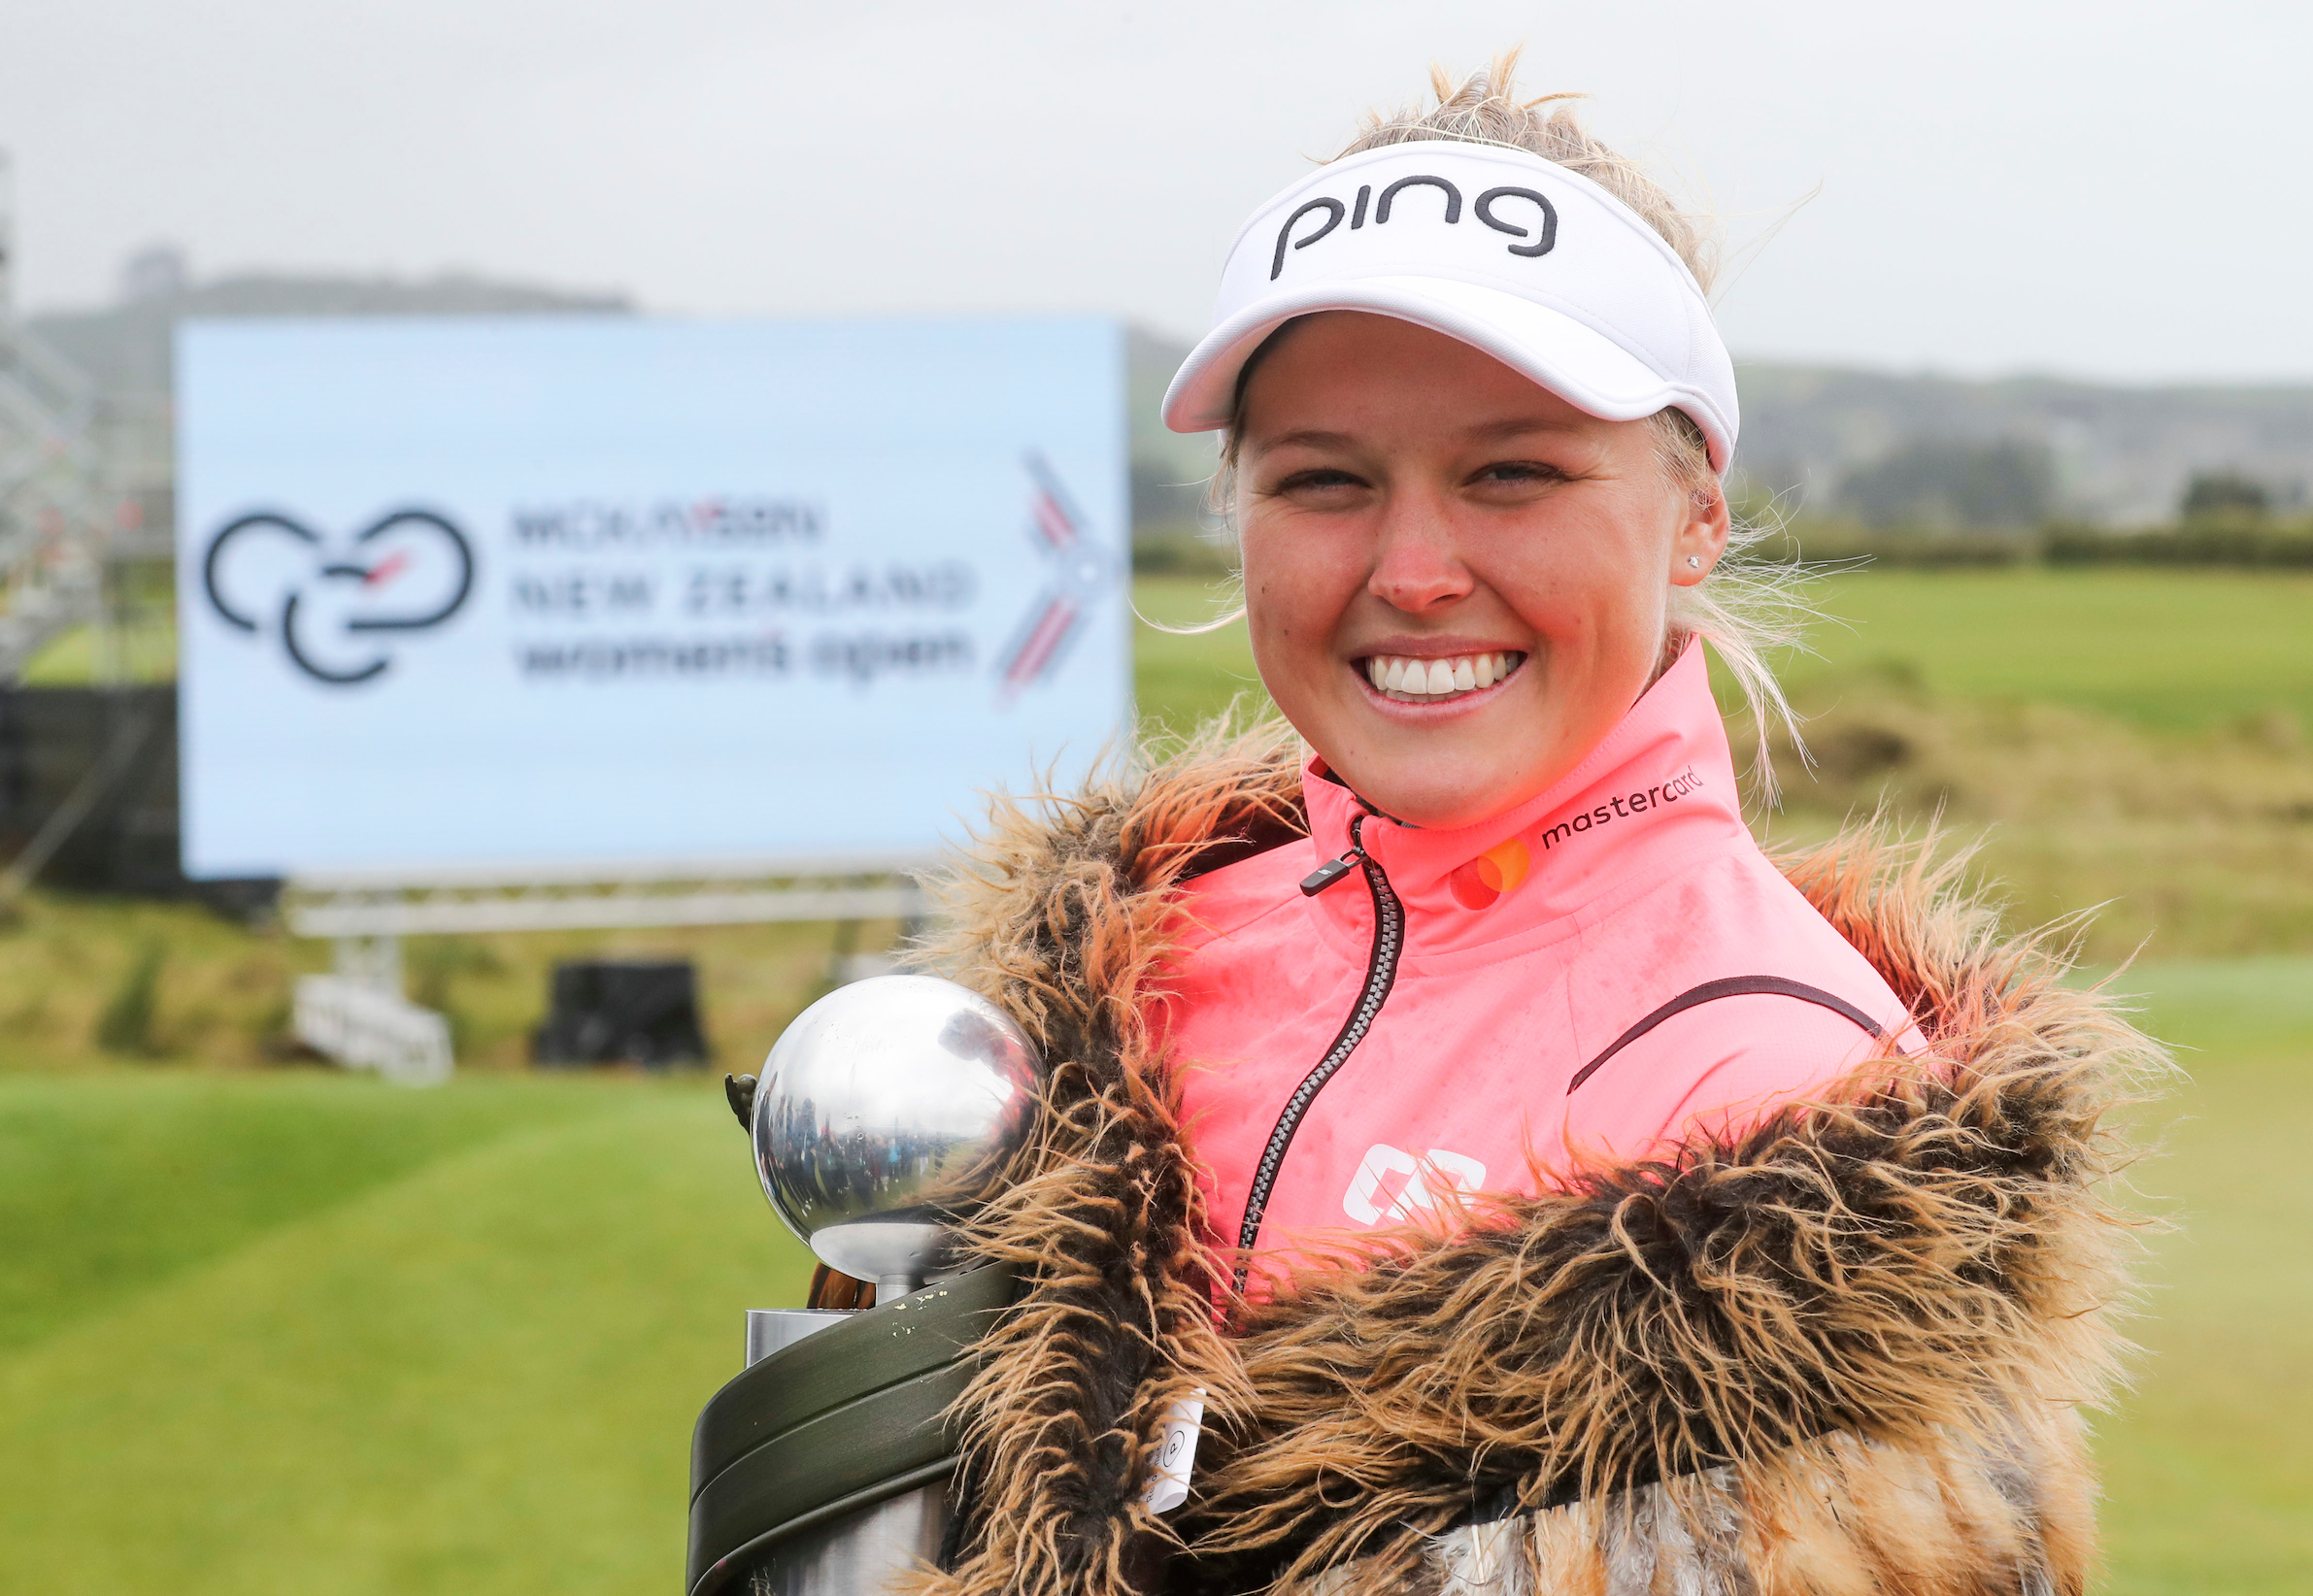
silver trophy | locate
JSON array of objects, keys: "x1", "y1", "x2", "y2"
[
  {"x1": 689, "y1": 975, "x2": 1045, "y2": 1596},
  {"x1": 748, "y1": 973, "x2": 1043, "y2": 1298}
]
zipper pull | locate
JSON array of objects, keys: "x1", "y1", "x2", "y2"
[
  {"x1": 1301, "y1": 812, "x2": 1376, "y2": 897},
  {"x1": 1299, "y1": 849, "x2": 1362, "y2": 896}
]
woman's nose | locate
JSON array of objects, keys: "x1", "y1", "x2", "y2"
[{"x1": 1367, "y1": 505, "x2": 1475, "y2": 614}]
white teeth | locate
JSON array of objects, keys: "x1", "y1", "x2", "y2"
[{"x1": 1359, "y1": 650, "x2": 1526, "y2": 701}]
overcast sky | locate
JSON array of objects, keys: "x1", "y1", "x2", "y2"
[{"x1": 5, "y1": 0, "x2": 2308, "y2": 382}]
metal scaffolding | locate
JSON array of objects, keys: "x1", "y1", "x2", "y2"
[{"x1": 0, "y1": 150, "x2": 173, "y2": 686}]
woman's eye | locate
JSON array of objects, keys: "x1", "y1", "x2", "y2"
[
  {"x1": 1271, "y1": 468, "x2": 1367, "y2": 496},
  {"x1": 1473, "y1": 461, "x2": 1566, "y2": 486}
]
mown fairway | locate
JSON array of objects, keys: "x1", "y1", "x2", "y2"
[
  {"x1": 0, "y1": 1073, "x2": 814, "y2": 1594},
  {"x1": 2, "y1": 563, "x2": 2308, "y2": 1592}
]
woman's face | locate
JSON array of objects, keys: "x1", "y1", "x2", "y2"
[{"x1": 1233, "y1": 312, "x2": 1728, "y2": 830}]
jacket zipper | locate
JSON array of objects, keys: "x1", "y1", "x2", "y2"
[{"x1": 1233, "y1": 811, "x2": 1404, "y2": 1292}]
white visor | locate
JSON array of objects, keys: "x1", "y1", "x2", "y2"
[{"x1": 1161, "y1": 143, "x2": 1738, "y2": 472}]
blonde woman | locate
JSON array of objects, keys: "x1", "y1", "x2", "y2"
[{"x1": 898, "y1": 60, "x2": 2154, "y2": 1596}]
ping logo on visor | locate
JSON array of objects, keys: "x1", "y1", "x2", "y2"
[
  {"x1": 1161, "y1": 142, "x2": 1739, "y2": 472},
  {"x1": 1271, "y1": 175, "x2": 1558, "y2": 278}
]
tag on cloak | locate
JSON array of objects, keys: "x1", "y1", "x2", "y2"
[{"x1": 1142, "y1": 1391, "x2": 1206, "y2": 1513}]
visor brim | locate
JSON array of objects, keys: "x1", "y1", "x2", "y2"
[{"x1": 1159, "y1": 276, "x2": 1733, "y2": 473}]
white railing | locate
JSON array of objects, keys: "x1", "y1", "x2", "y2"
[
  {"x1": 281, "y1": 857, "x2": 933, "y2": 939},
  {"x1": 278, "y1": 859, "x2": 933, "y2": 1085},
  {"x1": 292, "y1": 973, "x2": 454, "y2": 1087}
]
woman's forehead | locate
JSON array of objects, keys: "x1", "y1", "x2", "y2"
[
  {"x1": 1242, "y1": 324, "x2": 1602, "y2": 450},
  {"x1": 1246, "y1": 315, "x2": 1593, "y2": 420}
]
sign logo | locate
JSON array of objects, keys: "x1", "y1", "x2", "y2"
[
  {"x1": 202, "y1": 507, "x2": 475, "y2": 685},
  {"x1": 994, "y1": 454, "x2": 1113, "y2": 703}
]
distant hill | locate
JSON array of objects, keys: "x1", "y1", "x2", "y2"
[
  {"x1": 1122, "y1": 329, "x2": 2313, "y2": 531},
  {"x1": 28, "y1": 271, "x2": 631, "y2": 400},
  {"x1": 1735, "y1": 363, "x2": 2313, "y2": 528}
]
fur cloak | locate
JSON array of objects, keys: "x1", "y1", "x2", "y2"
[{"x1": 895, "y1": 725, "x2": 2161, "y2": 1596}]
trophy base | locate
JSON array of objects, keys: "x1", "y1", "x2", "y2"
[
  {"x1": 688, "y1": 1265, "x2": 1017, "y2": 1596},
  {"x1": 740, "y1": 1483, "x2": 948, "y2": 1596},
  {"x1": 745, "y1": 1309, "x2": 851, "y2": 1367}
]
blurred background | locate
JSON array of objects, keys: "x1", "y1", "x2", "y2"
[{"x1": 2, "y1": 2, "x2": 2308, "y2": 1592}]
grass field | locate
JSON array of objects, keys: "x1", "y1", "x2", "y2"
[
  {"x1": 3, "y1": 563, "x2": 2310, "y2": 1591},
  {"x1": 0, "y1": 962, "x2": 2304, "y2": 1594},
  {"x1": 0, "y1": 1073, "x2": 811, "y2": 1593},
  {"x1": 2090, "y1": 959, "x2": 2313, "y2": 1593},
  {"x1": 1781, "y1": 568, "x2": 2313, "y2": 734}
]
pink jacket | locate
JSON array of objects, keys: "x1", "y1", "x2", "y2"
[{"x1": 1161, "y1": 644, "x2": 1922, "y2": 1290}]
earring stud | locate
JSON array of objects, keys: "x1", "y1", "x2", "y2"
[{"x1": 1686, "y1": 555, "x2": 1702, "y2": 569}]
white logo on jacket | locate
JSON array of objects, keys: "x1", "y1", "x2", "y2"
[{"x1": 1342, "y1": 1145, "x2": 1488, "y2": 1225}]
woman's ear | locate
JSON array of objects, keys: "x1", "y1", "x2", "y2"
[{"x1": 1668, "y1": 480, "x2": 1731, "y2": 587}]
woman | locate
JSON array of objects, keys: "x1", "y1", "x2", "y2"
[{"x1": 902, "y1": 62, "x2": 2154, "y2": 1596}]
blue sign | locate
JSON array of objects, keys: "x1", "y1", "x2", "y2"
[{"x1": 175, "y1": 316, "x2": 1130, "y2": 879}]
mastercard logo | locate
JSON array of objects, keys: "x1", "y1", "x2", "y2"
[{"x1": 1446, "y1": 838, "x2": 1531, "y2": 910}]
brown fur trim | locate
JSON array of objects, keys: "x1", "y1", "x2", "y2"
[
  {"x1": 901, "y1": 739, "x2": 2161, "y2": 1596},
  {"x1": 897, "y1": 722, "x2": 1301, "y2": 1596}
]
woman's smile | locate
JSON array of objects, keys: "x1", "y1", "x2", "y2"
[{"x1": 1354, "y1": 648, "x2": 1529, "y2": 707}]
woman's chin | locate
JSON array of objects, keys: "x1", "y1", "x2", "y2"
[{"x1": 1328, "y1": 756, "x2": 1552, "y2": 831}]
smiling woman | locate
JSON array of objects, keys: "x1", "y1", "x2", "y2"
[
  {"x1": 884, "y1": 54, "x2": 2162, "y2": 1596},
  {"x1": 1229, "y1": 313, "x2": 1730, "y2": 827}
]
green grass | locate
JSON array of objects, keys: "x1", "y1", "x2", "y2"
[
  {"x1": 0, "y1": 1073, "x2": 814, "y2": 1595},
  {"x1": 1133, "y1": 572, "x2": 1264, "y2": 735},
  {"x1": 2091, "y1": 958, "x2": 2313, "y2": 1593},
  {"x1": 1786, "y1": 568, "x2": 2313, "y2": 734},
  {"x1": 0, "y1": 1074, "x2": 607, "y2": 1351}
]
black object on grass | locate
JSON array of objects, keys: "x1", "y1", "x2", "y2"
[{"x1": 532, "y1": 958, "x2": 708, "y2": 1068}]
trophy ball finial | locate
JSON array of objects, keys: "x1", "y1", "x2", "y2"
[{"x1": 751, "y1": 974, "x2": 1041, "y2": 1296}]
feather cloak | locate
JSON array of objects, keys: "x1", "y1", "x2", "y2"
[{"x1": 896, "y1": 726, "x2": 2160, "y2": 1596}]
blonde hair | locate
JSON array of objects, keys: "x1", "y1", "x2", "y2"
[{"x1": 1200, "y1": 52, "x2": 1811, "y2": 800}]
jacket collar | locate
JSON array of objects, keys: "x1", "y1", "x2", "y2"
[{"x1": 1300, "y1": 643, "x2": 1751, "y2": 959}]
